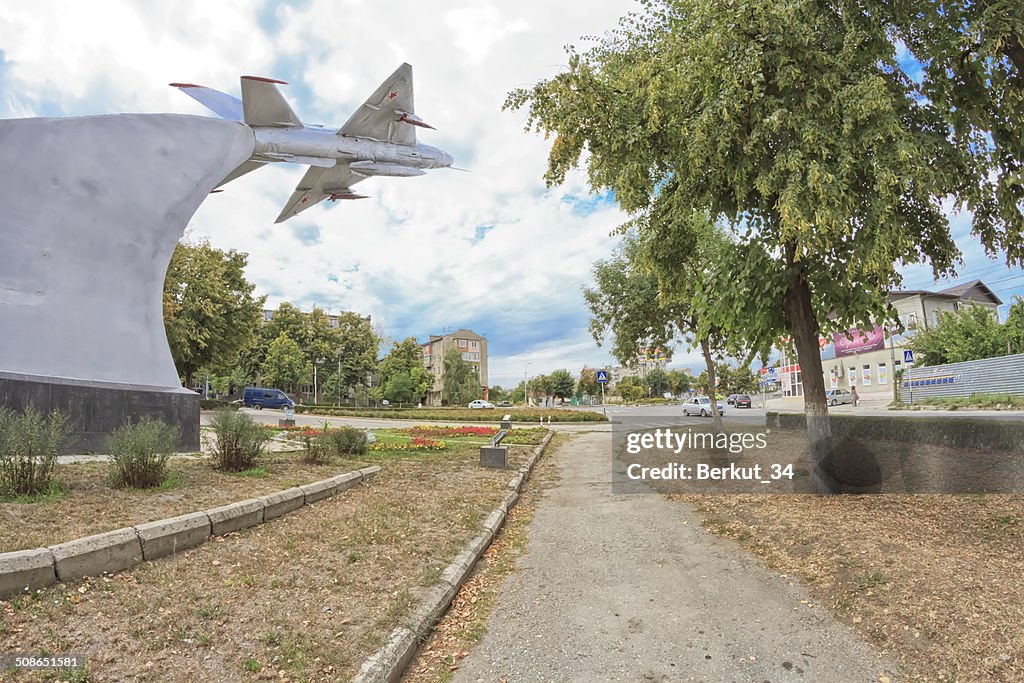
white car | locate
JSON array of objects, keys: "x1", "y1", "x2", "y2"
[
  {"x1": 468, "y1": 400, "x2": 495, "y2": 409},
  {"x1": 683, "y1": 396, "x2": 725, "y2": 417}
]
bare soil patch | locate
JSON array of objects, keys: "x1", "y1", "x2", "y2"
[{"x1": 0, "y1": 442, "x2": 537, "y2": 682}]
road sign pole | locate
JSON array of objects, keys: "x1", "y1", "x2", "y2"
[{"x1": 601, "y1": 381, "x2": 606, "y2": 416}]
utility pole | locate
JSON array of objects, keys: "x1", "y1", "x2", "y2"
[{"x1": 524, "y1": 362, "x2": 531, "y2": 407}]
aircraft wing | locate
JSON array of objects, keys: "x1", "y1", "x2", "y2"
[
  {"x1": 275, "y1": 163, "x2": 367, "y2": 223},
  {"x1": 170, "y1": 83, "x2": 243, "y2": 121},
  {"x1": 240, "y1": 76, "x2": 303, "y2": 127},
  {"x1": 338, "y1": 63, "x2": 421, "y2": 146}
]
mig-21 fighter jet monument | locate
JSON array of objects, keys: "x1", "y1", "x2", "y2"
[{"x1": 0, "y1": 64, "x2": 451, "y2": 452}]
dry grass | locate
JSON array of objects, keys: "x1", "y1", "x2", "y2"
[
  {"x1": 675, "y1": 470, "x2": 1024, "y2": 681},
  {"x1": 0, "y1": 452, "x2": 376, "y2": 553},
  {"x1": 0, "y1": 443, "x2": 536, "y2": 682}
]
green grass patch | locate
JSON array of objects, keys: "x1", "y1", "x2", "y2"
[
  {"x1": 233, "y1": 466, "x2": 268, "y2": 478},
  {"x1": 0, "y1": 479, "x2": 68, "y2": 504}
]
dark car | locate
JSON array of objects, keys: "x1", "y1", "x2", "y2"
[
  {"x1": 726, "y1": 394, "x2": 738, "y2": 405},
  {"x1": 496, "y1": 400, "x2": 512, "y2": 407},
  {"x1": 735, "y1": 394, "x2": 752, "y2": 408},
  {"x1": 242, "y1": 386, "x2": 294, "y2": 410}
]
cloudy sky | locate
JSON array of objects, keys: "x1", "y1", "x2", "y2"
[{"x1": 2, "y1": 0, "x2": 1022, "y2": 388}]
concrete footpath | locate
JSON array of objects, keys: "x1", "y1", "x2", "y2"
[{"x1": 453, "y1": 432, "x2": 898, "y2": 682}]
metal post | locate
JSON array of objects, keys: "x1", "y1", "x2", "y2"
[
  {"x1": 601, "y1": 379, "x2": 606, "y2": 416},
  {"x1": 313, "y1": 363, "x2": 318, "y2": 405}
]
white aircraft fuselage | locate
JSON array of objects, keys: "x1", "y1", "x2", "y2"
[{"x1": 252, "y1": 126, "x2": 453, "y2": 177}]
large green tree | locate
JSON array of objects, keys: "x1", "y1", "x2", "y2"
[
  {"x1": 909, "y1": 305, "x2": 1007, "y2": 366},
  {"x1": 442, "y1": 349, "x2": 483, "y2": 406},
  {"x1": 576, "y1": 367, "x2": 602, "y2": 399},
  {"x1": 375, "y1": 338, "x2": 432, "y2": 405},
  {"x1": 508, "y1": 0, "x2": 985, "y2": 491},
  {"x1": 547, "y1": 369, "x2": 576, "y2": 403},
  {"x1": 261, "y1": 333, "x2": 308, "y2": 393},
  {"x1": 163, "y1": 240, "x2": 265, "y2": 389}
]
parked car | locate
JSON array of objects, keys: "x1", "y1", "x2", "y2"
[
  {"x1": 726, "y1": 394, "x2": 738, "y2": 405},
  {"x1": 242, "y1": 386, "x2": 294, "y2": 410},
  {"x1": 735, "y1": 394, "x2": 752, "y2": 408},
  {"x1": 825, "y1": 388, "x2": 854, "y2": 406},
  {"x1": 495, "y1": 400, "x2": 512, "y2": 407},
  {"x1": 468, "y1": 399, "x2": 495, "y2": 409},
  {"x1": 682, "y1": 396, "x2": 725, "y2": 417}
]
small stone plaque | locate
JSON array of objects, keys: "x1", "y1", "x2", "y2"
[
  {"x1": 279, "y1": 418, "x2": 296, "y2": 427},
  {"x1": 480, "y1": 446, "x2": 507, "y2": 469}
]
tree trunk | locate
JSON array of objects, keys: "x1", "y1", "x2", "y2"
[
  {"x1": 184, "y1": 368, "x2": 194, "y2": 390},
  {"x1": 781, "y1": 242, "x2": 838, "y2": 494},
  {"x1": 699, "y1": 338, "x2": 725, "y2": 434},
  {"x1": 1002, "y1": 32, "x2": 1024, "y2": 75}
]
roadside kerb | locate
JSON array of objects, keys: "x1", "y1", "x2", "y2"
[
  {"x1": 352, "y1": 430, "x2": 554, "y2": 683},
  {"x1": 206, "y1": 498, "x2": 264, "y2": 536},
  {"x1": 135, "y1": 512, "x2": 211, "y2": 561},
  {"x1": 0, "y1": 465, "x2": 374, "y2": 600},
  {"x1": 0, "y1": 548, "x2": 56, "y2": 597},
  {"x1": 50, "y1": 527, "x2": 143, "y2": 583}
]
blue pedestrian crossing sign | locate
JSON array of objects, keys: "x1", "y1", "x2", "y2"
[
  {"x1": 596, "y1": 370, "x2": 609, "y2": 383},
  {"x1": 903, "y1": 350, "x2": 914, "y2": 363}
]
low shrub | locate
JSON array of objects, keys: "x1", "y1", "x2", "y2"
[
  {"x1": 0, "y1": 406, "x2": 70, "y2": 497},
  {"x1": 208, "y1": 410, "x2": 271, "y2": 471},
  {"x1": 293, "y1": 406, "x2": 607, "y2": 422},
  {"x1": 106, "y1": 417, "x2": 180, "y2": 488},
  {"x1": 301, "y1": 432, "x2": 333, "y2": 465}
]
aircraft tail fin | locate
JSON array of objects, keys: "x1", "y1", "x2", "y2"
[
  {"x1": 240, "y1": 76, "x2": 302, "y2": 128},
  {"x1": 170, "y1": 83, "x2": 243, "y2": 121}
]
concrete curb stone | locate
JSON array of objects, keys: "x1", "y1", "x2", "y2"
[
  {"x1": 135, "y1": 512, "x2": 211, "y2": 561},
  {"x1": 351, "y1": 428, "x2": 555, "y2": 682},
  {"x1": 0, "y1": 466, "x2": 369, "y2": 598},
  {"x1": 261, "y1": 487, "x2": 305, "y2": 521},
  {"x1": 351, "y1": 626, "x2": 418, "y2": 683},
  {"x1": 506, "y1": 472, "x2": 525, "y2": 491},
  {"x1": 50, "y1": 527, "x2": 143, "y2": 582},
  {"x1": 300, "y1": 478, "x2": 338, "y2": 504},
  {"x1": 205, "y1": 498, "x2": 264, "y2": 536},
  {"x1": 0, "y1": 548, "x2": 56, "y2": 599}
]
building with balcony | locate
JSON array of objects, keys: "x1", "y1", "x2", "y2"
[{"x1": 421, "y1": 329, "x2": 489, "y2": 406}]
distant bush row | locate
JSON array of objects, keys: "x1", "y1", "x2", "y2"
[{"x1": 293, "y1": 406, "x2": 607, "y2": 422}]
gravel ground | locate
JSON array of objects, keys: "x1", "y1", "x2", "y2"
[{"x1": 453, "y1": 432, "x2": 898, "y2": 682}]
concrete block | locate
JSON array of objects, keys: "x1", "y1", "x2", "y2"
[
  {"x1": 500, "y1": 490, "x2": 519, "y2": 514},
  {"x1": 261, "y1": 487, "x2": 305, "y2": 521},
  {"x1": 205, "y1": 498, "x2": 264, "y2": 536},
  {"x1": 351, "y1": 626, "x2": 418, "y2": 683},
  {"x1": 480, "y1": 445, "x2": 507, "y2": 468},
  {"x1": 329, "y1": 471, "x2": 362, "y2": 493},
  {"x1": 135, "y1": 512, "x2": 211, "y2": 561},
  {"x1": 403, "y1": 581, "x2": 458, "y2": 639},
  {"x1": 359, "y1": 465, "x2": 382, "y2": 481},
  {"x1": 465, "y1": 531, "x2": 493, "y2": 565},
  {"x1": 0, "y1": 548, "x2": 56, "y2": 599},
  {"x1": 50, "y1": 527, "x2": 143, "y2": 582},
  {"x1": 300, "y1": 477, "x2": 338, "y2": 504},
  {"x1": 439, "y1": 549, "x2": 479, "y2": 592},
  {"x1": 482, "y1": 509, "x2": 506, "y2": 534},
  {"x1": 506, "y1": 472, "x2": 525, "y2": 491}
]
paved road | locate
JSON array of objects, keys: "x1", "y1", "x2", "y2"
[{"x1": 453, "y1": 432, "x2": 898, "y2": 683}]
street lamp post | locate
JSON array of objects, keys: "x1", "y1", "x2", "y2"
[{"x1": 524, "y1": 362, "x2": 531, "y2": 408}]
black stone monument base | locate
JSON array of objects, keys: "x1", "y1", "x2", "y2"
[{"x1": 0, "y1": 372, "x2": 199, "y2": 453}]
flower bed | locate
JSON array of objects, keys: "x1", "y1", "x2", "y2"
[
  {"x1": 402, "y1": 425, "x2": 498, "y2": 438},
  {"x1": 370, "y1": 437, "x2": 446, "y2": 452}
]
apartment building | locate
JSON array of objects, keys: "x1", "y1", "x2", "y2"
[
  {"x1": 776, "y1": 280, "x2": 1002, "y2": 397},
  {"x1": 421, "y1": 329, "x2": 489, "y2": 406}
]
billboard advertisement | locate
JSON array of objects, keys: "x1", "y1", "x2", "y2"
[{"x1": 833, "y1": 325, "x2": 885, "y2": 357}]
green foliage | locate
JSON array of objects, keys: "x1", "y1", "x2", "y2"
[
  {"x1": 327, "y1": 427, "x2": 368, "y2": 456},
  {"x1": 442, "y1": 348, "x2": 483, "y2": 406},
  {"x1": 576, "y1": 368, "x2": 601, "y2": 398},
  {"x1": 546, "y1": 369, "x2": 576, "y2": 400},
  {"x1": 909, "y1": 305, "x2": 1007, "y2": 366},
  {"x1": 616, "y1": 376, "x2": 646, "y2": 402},
  {"x1": 300, "y1": 433, "x2": 333, "y2": 466},
  {"x1": 375, "y1": 337, "x2": 433, "y2": 405},
  {"x1": 208, "y1": 410, "x2": 271, "y2": 471},
  {"x1": 163, "y1": 240, "x2": 265, "y2": 388},
  {"x1": 488, "y1": 385, "x2": 509, "y2": 402},
  {"x1": 200, "y1": 399, "x2": 239, "y2": 411},
  {"x1": 106, "y1": 417, "x2": 180, "y2": 489},
  {"x1": 667, "y1": 369, "x2": 692, "y2": 396},
  {"x1": 261, "y1": 333, "x2": 309, "y2": 393},
  {"x1": 303, "y1": 426, "x2": 369, "y2": 464},
  {"x1": 645, "y1": 368, "x2": 670, "y2": 396},
  {"x1": 907, "y1": 393, "x2": 1024, "y2": 411},
  {"x1": 0, "y1": 406, "x2": 69, "y2": 497}
]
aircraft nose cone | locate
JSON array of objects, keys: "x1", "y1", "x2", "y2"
[{"x1": 442, "y1": 151, "x2": 454, "y2": 167}]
